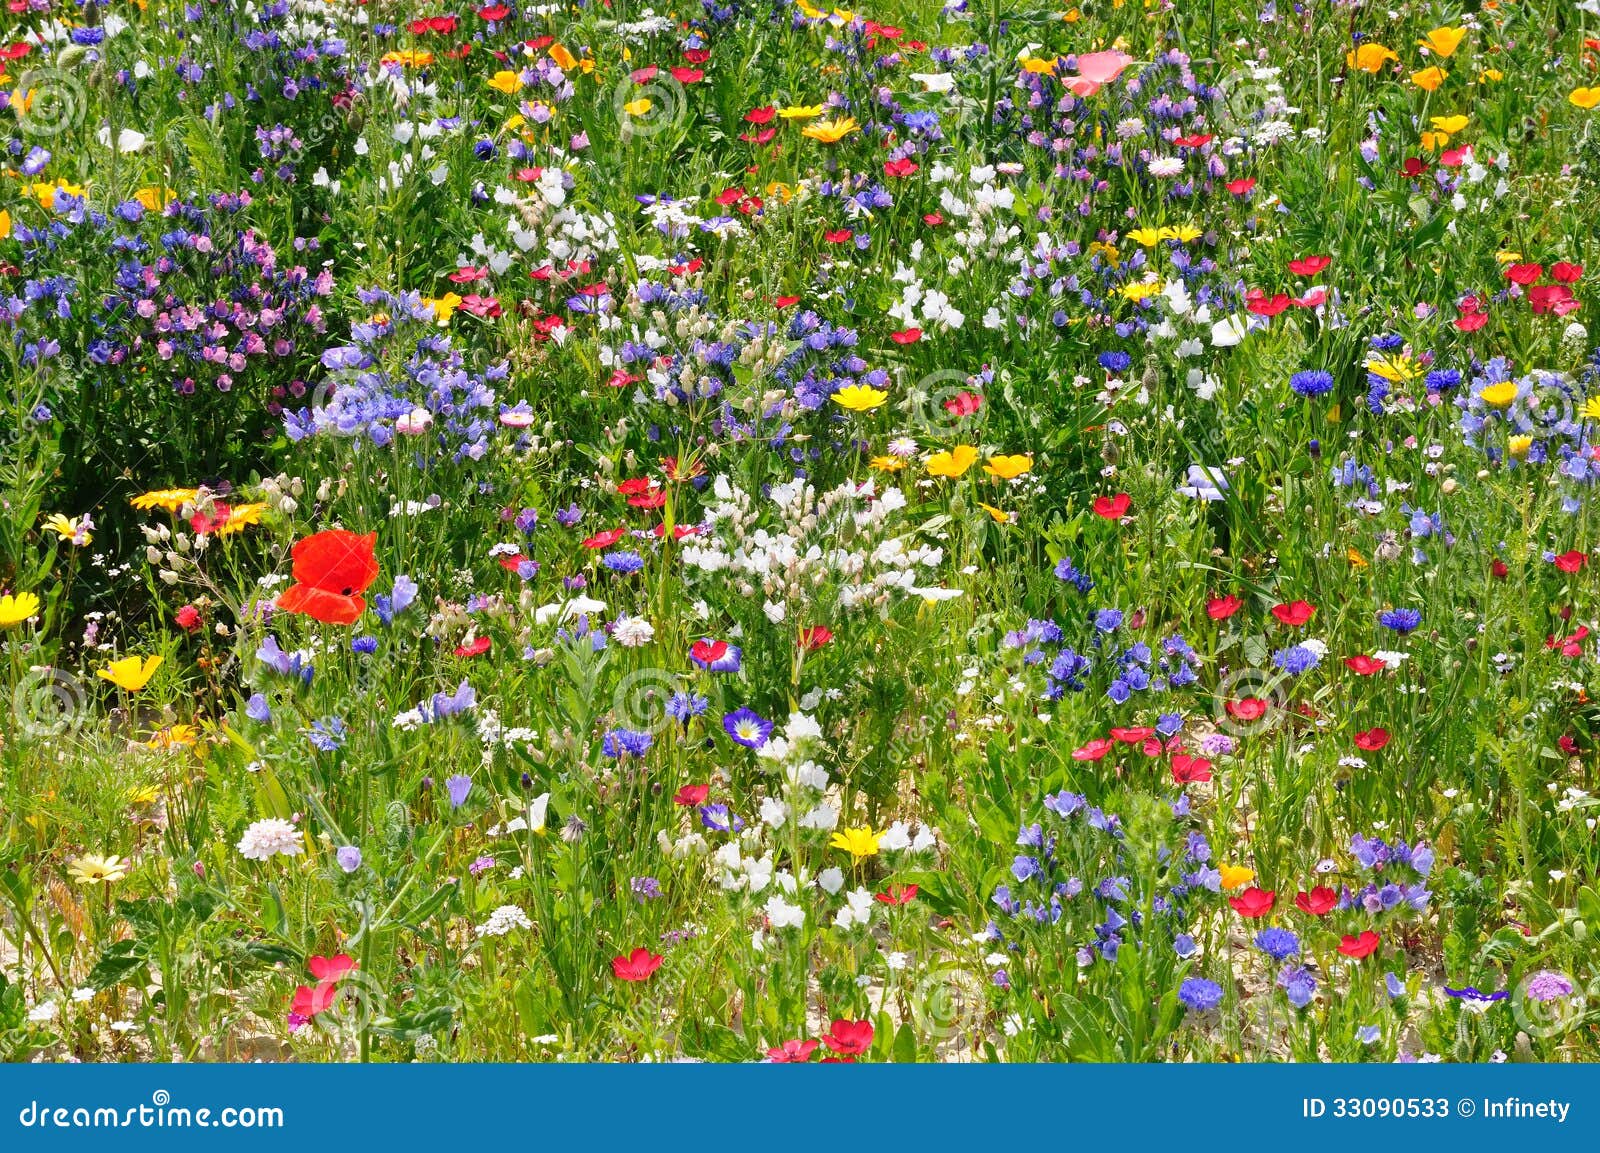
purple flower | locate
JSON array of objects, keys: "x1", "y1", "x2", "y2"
[
  {"x1": 336, "y1": 846, "x2": 362, "y2": 873},
  {"x1": 445, "y1": 774, "x2": 473, "y2": 809},
  {"x1": 1178, "y1": 977, "x2": 1223, "y2": 1012},
  {"x1": 1278, "y1": 965, "x2": 1317, "y2": 1009},
  {"x1": 723, "y1": 707, "x2": 773, "y2": 749},
  {"x1": 1525, "y1": 971, "x2": 1574, "y2": 1002}
]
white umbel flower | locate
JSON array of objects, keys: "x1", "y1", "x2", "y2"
[{"x1": 477, "y1": 905, "x2": 533, "y2": 938}]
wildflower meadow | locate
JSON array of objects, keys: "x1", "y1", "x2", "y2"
[{"x1": 4, "y1": 0, "x2": 1600, "y2": 1069}]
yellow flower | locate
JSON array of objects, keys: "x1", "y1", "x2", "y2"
[
  {"x1": 1118, "y1": 280, "x2": 1162, "y2": 302},
  {"x1": 832, "y1": 383, "x2": 888, "y2": 412},
  {"x1": 380, "y1": 50, "x2": 434, "y2": 68},
  {"x1": 1507, "y1": 435, "x2": 1533, "y2": 460},
  {"x1": 801, "y1": 116, "x2": 860, "y2": 144},
  {"x1": 147, "y1": 724, "x2": 199, "y2": 751},
  {"x1": 97, "y1": 655, "x2": 163, "y2": 693},
  {"x1": 1347, "y1": 548, "x2": 1369, "y2": 569},
  {"x1": 983, "y1": 454, "x2": 1033, "y2": 479},
  {"x1": 215, "y1": 502, "x2": 268, "y2": 537},
  {"x1": 1430, "y1": 114, "x2": 1469, "y2": 134},
  {"x1": 1582, "y1": 396, "x2": 1600, "y2": 421},
  {"x1": 130, "y1": 487, "x2": 201, "y2": 512},
  {"x1": 1478, "y1": 69, "x2": 1503, "y2": 84},
  {"x1": 1218, "y1": 863, "x2": 1255, "y2": 890},
  {"x1": 829, "y1": 825, "x2": 882, "y2": 861},
  {"x1": 1346, "y1": 44, "x2": 1397, "y2": 73},
  {"x1": 133, "y1": 187, "x2": 177, "y2": 212},
  {"x1": 1480, "y1": 381, "x2": 1518, "y2": 408},
  {"x1": 1087, "y1": 240, "x2": 1120, "y2": 267},
  {"x1": 488, "y1": 70, "x2": 524, "y2": 94},
  {"x1": 1019, "y1": 56, "x2": 1060, "y2": 75},
  {"x1": 30, "y1": 180, "x2": 85, "y2": 209},
  {"x1": 0, "y1": 208, "x2": 10, "y2": 240},
  {"x1": 869, "y1": 455, "x2": 907, "y2": 472},
  {"x1": 1364, "y1": 353, "x2": 1419, "y2": 384},
  {"x1": 68, "y1": 854, "x2": 130, "y2": 885},
  {"x1": 423, "y1": 293, "x2": 463, "y2": 325},
  {"x1": 1571, "y1": 88, "x2": 1600, "y2": 111},
  {"x1": 778, "y1": 104, "x2": 825, "y2": 120},
  {"x1": 1418, "y1": 27, "x2": 1467, "y2": 57},
  {"x1": 1126, "y1": 227, "x2": 1164, "y2": 247},
  {"x1": 977, "y1": 502, "x2": 1013, "y2": 524},
  {"x1": 925, "y1": 444, "x2": 980, "y2": 478},
  {"x1": 43, "y1": 513, "x2": 92, "y2": 546},
  {"x1": 548, "y1": 44, "x2": 578, "y2": 71},
  {"x1": 0, "y1": 591, "x2": 41, "y2": 628},
  {"x1": 1420, "y1": 131, "x2": 1449, "y2": 152},
  {"x1": 1159, "y1": 224, "x2": 1202, "y2": 243},
  {"x1": 1410, "y1": 67, "x2": 1448, "y2": 92},
  {"x1": 622, "y1": 98, "x2": 653, "y2": 116}
]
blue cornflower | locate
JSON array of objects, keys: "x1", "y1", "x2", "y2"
[
  {"x1": 1290, "y1": 369, "x2": 1334, "y2": 397},
  {"x1": 1273, "y1": 644, "x2": 1320, "y2": 675},
  {"x1": 1254, "y1": 927, "x2": 1301, "y2": 961},
  {"x1": 602, "y1": 728, "x2": 654, "y2": 758},
  {"x1": 1178, "y1": 977, "x2": 1224, "y2": 1012},
  {"x1": 1377, "y1": 607, "x2": 1421, "y2": 633},
  {"x1": 602, "y1": 550, "x2": 645, "y2": 574},
  {"x1": 665, "y1": 691, "x2": 709, "y2": 724},
  {"x1": 1278, "y1": 965, "x2": 1317, "y2": 1008},
  {"x1": 1098, "y1": 350, "x2": 1132, "y2": 373}
]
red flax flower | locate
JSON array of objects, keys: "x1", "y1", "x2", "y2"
[
  {"x1": 1337, "y1": 930, "x2": 1382, "y2": 959},
  {"x1": 875, "y1": 884, "x2": 919, "y2": 905},
  {"x1": 611, "y1": 947, "x2": 664, "y2": 981},
  {"x1": 276, "y1": 530, "x2": 379, "y2": 625},
  {"x1": 1554, "y1": 550, "x2": 1587, "y2": 574},
  {"x1": 1354, "y1": 727, "x2": 1390, "y2": 751},
  {"x1": 1228, "y1": 887, "x2": 1276, "y2": 918},
  {"x1": 1092, "y1": 493, "x2": 1131, "y2": 520},
  {"x1": 767, "y1": 1039, "x2": 819, "y2": 1062},
  {"x1": 799, "y1": 625, "x2": 833, "y2": 651},
  {"x1": 821, "y1": 1017, "x2": 874, "y2": 1057},
  {"x1": 673, "y1": 784, "x2": 710, "y2": 807},
  {"x1": 290, "y1": 953, "x2": 356, "y2": 1024},
  {"x1": 1226, "y1": 697, "x2": 1269, "y2": 722},
  {"x1": 1072, "y1": 737, "x2": 1114, "y2": 761},
  {"x1": 1294, "y1": 886, "x2": 1338, "y2": 916},
  {"x1": 1270, "y1": 599, "x2": 1316, "y2": 627},
  {"x1": 1288, "y1": 254, "x2": 1331, "y2": 276},
  {"x1": 1170, "y1": 753, "x2": 1213, "y2": 784},
  {"x1": 1206, "y1": 594, "x2": 1243, "y2": 620},
  {"x1": 1344, "y1": 654, "x2": 1386, "y2": 675}
]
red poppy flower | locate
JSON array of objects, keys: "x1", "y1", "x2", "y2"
[
  {"x1": 775, "y1": 295, "x2": 801, "y2": 309},
  {"x1": 1270, "y1": 599, "x2": 1316, "y2": 627},
  {"x1": 823, "y1": 229, "x2": 853, "y2": 244},
  {"x1": 820, "y1": 1017, "x2": 874, "y2": 1056},
  {"x1": 1454, "y1": 308, "x2": 1488, "y2": 333},
  {"x1": 1337, "y1": 930, "x2": 1381, "y2": 959},
  {"x1": 1344, "y1": 655, "x2": 1386, "y2": 675},
  {"x1": 1072, "y1": 738, "x2": 1114, "y2": 761},
  {"x1": 890, "y1": 328, "x2": 922, "y2": 344},
  {"x1": 611, "y1": 947, "x2": 664, "y2": 982},
  {"x1": 1288, "y1": 255, "x2": 1331, "y2": 276},
  {"x1": 1504, "y1": 263, "x2": 1543, "y2": 286},
  {"x1": 1439, "y1": 145, "x2": 1473, "y2": 167},
  {"x1": 669, "y1": 67, "x2": 704, "y2": 84},
  {"x1": 581, "y1": 527, "x2": 627, "y2": 550},
  {"x1": 1529, "y1": 284, "x2": 1578, "y2": 315},
  {"x1": 1226, "y1": 697, "x2": 1269, "y2": 722},
  {"x1": 682, "y1": 48, "x2": 711, "y2": 65},
  {"x1": 1554, "y1": 550, "x2": 1587, "y2": 574},
  {"x1": 1110, "y1": 726, "x2": 1154, "y2": 744},
  {"x1": 745, "y1": 106, "x2": 777, "y2": 124},
  {"x1": 1294, "y1": 886, "x2": 1337, "y2": 916},
  {"x1": 1245, "y1": 289, "x2": 1291, "y2": 317},
  {"x1": 291, "y1": 981, "x2": 341, "y2": 1019},
  {"x1": 1093, "y1": 493, "x2": 1132, "y2": 521},
  {"x1": 1354, "y1": 726, "x2": 1390, "y2": 751},
  {"x1": 1173, "y1": 133, "x2": 1213, "y2": 148},
  {"x1": 1207, "y1": 594, "x2": 1243, "y2": 620},
  {"x1": 454, "y1": 636, "x2": 492, "y2": 659},
  {"x1": 309, "y1": 953, "x2": 355, "y2": 982},
  {"x1": 276, "y1": 530, "x2": 380, "y2": 626},
  {"x1": 884, "y1": 158, "x2": 918, "y2": 178},
  {"x1": 875, "y1": 884, "x2": 919, "y2": 905},
  {"x1": 1228, "y1": 887, "x2": 1276, "y2": 918},
  {"x1": 673, "y1": 784, "x2": 709, "y2": 807},
  {"x1": 1225, "y1": 177, "x2": 1256, "y2": 195},
  {"x1": 477, "y1": 3, "x2": 510, "y2": 19},
  {"x1": 1491, "y1": 559, "x2": 1508, "y2": 580},
  {"x1": 767, "y1": 1038, "x2": 819, "y2": 1063},
  {"x1": 800, "y1": 625, "x2": 833, "y2": 651},
  {"x1": 175, "y1": 604, "x2": 202, "y2": 632},
  {"x1": 1551, "y1": 262, "x2": 1584, "y2": 284},
  {"x1": 943, "y1": 390, "x2": 983, "y2": 417},
  {"x1": 1170, "y1": 753, "x2": 1213, "y2": 784}
]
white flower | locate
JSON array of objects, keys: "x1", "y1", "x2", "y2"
[
  {"x1": 236, "y1": 817, "x2": 303, "y2": 861},
  {"x1": 817, "y1": 867, "x2": 845, "y2": 895},
  {"x1": 27, "y1": 1001, "x2": 59, "y2": 1023},
  {"x1": 476, "y1": 904, "x2": 533, "y2": 937},
  {"x1": 1147, "y1": 156, "x2": 1184, "y2": 177},
  {"x1": 764, "y1": 894, "x2": 805, "y2": 930},
  {"x1": 910, "y1": 71, "x2": 955, "y2": 93},
  {"x1": 833, "y1": 887, "x2": 875, "y2": 930},
  {"x1": 612, "y1": 615, "x2": 656, "y2": 647}
]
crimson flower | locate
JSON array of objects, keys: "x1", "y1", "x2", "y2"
[
  {"x1": 1207, "y1": 594, "x2": 1243, "y2": 620},
  {"x1": 890, "y1": 328, "x2": 922, "y2": 344},
  {"x1": 875, "y1": 885, "x2": 919, "y2": 905},
  {"x1": 581, "y1": 527, "x2": 627, "y2": 550},
  {"x1": 1226, "y1": 698, "x2": 1269, "y2": 722},
  {"x1": 1504, "y1": 262, "x2": 1543, "y2": 286},
  {"x1": 1294, "y1": 887, "x2": 1338, "y2": 916},
  {"x1": 1337, "y1": 930, "x2": 1382, "y2": 960},
  {"x1": 799, "y1": 625, "x2": 833, "y2": 651},
  {"x1": 1344, "y1": 655, "x2": 1386, "y2": 675},
  {"x1": 1554, "y1": 550, "x2": 1587, "y2": 574},
  {"x1": 1072, "y1": 738, "x2": 1114, "y2": 761},
  {"x1": 820, "y1": 1017, "x2": 874, "y2": 1056},
  {"x1": 454, "y1": 636, "x2": 492, "y2": 658},
  {"x1": 1110, "y1": 726, "x2": 1154, "y2": 743},
  {"x1": 767, "y1": 1039, "x2": 818, "y2": 1063},
  {"x1": 1170, "y1": 753, "x2": 1213, "y2": 784},
  {"x1": 673, "y1": 784, "x2": 709, "y2": 807},
  {"x1": 611, "y1": 947, "x2": 664, "y2": 982},
  {"x1": 943, "y1": 391, "x2": 983, "y2": 418},
  {"x1": 1228, "y1": 887, "x2": 1276, "y2": 918},
  {"x1": 1354, "y1": 727, "x2": 1390, "y2": 751},
  {"x1": 1092, "y1": 493, "x2": 1132, "y2": 520},
  {"x1": 1288, "y1": 255, "x2": 1331, "y2": 276},
  {"x1": 1270, "y1": 600, "x2": 1316, "y2": 627}
]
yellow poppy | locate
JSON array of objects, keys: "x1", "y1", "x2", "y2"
[
  {"x1": 1478, "y1": 69, "x2": 1503, "y2": 84},
  {"x1": 1218, "y1": 863, "x2": 1255, "y2": 890},
  {"x1": 831, "y1": 384, "x2": 888, "y2": 411},
  {"x1": 131, "y1": 487, "x2": 201, "y2": 512},
  {"x1": 1430, "y1": 114, "x2": 1469, "y2": 134},
  {"x1": 829, "y1": 825, "x2": 882, "y2": 861},
  {"x1": 548, "y1": 44, "x2": 578, "y2": 71},
  {"x1": 983, "y1": 454, "x2": 1033, "y2": 479},
  {"x1": 925, "y1": 445, "x2": 980, "y2": 478},
  {"x1": 423, "y1": 293, "x2": 463, "y2": 325},
  {"x1": 622, "y1": 98, "x2": 652, "y2": 116},
  {"x1": 97, "y1": 655, "x2": 163, "y2": 693},
  {"x1": 778, "y1": 104, "x2": 825, "y2": 120},
  {"x1": 0, "y1": 208, "x2": 10, "y2": 239},
  {"x1": 1410, "y1": 67, "x2": 1448, "y2": 92},
  {"x1": 0, "y1": 591, "x2": 41, "y2": 628},
  {"x1": 977, "y1": 502, "x2": 1012, "y2": 524},
  {"x1": 801, "y1": 116, "x2": 860, "y2": 143},
  {"x1": 1418, "y1": 27, "x2": 1467, "y2": 57},
  {"x1": 1420, "y1": 131, "x2": 1449, "y2": 152},
  {"x1": 869, "y1": 455, "x2": 907, "y2": 472},
  {"x1": 1346, "y1": 44, "x2": 1397, "y2": 73},
  {"x1": 487, "y1": 70, "x2": 524, "y2": 94},
  {"x1": 133, "y1": 187, "x2": 177, "y2": 212},
  {"x1": 1019, "y1": 56, "x2": 1059, "y2": 75},
  {"x1": 1480, "y1": 381, "x2": 1518, "y2": 408},
  {"x1": 1571, "y1": 88, "x2": 1600, "y2": 111}
]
